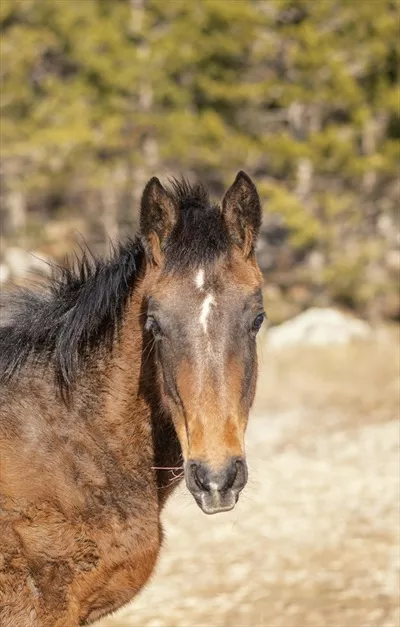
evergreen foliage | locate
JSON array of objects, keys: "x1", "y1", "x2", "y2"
[{"x1": 1, "y1": 0, "x2": 399, "y2": 317}]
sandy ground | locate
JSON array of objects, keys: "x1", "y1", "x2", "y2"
[{"x1": 97, "y1": 331, "x2": 400, "y2": 627}]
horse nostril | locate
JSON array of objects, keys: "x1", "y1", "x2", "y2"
[
  {"x1": 193, "y1": 463, "x2": 207, "y2": 491},
  {"x1": 193, "y1": 466, "x2": 206, "y2": 490},
  {"x1": 224, "y1": 459, "x2": 239, "y2": 490},
  {"x1": 233, "y1": 457, "x2": 248, "y2": 490},
  {"x1": 186, "y1": 461, "x2": 208, "y2": 491},
  {"x1": 188, "y1": 462, "x2": 216, "y2": 492}
]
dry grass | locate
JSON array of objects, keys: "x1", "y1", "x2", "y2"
[
  {"x1": 96, "y1": 329, "x2": 400, "y2": 627},
  {"x1": 256, "y1": 324, "x2": 400, "y2": 427}
]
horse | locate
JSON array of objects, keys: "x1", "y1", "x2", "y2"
[{"x1": 0, "y1": 171, "x2": 264, "y2": 626}]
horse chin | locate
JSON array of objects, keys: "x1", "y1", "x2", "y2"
[{"x1": 193, "y1": 489, "x2": 239, "y2": 515}]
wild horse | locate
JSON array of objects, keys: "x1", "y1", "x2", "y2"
[{"x1": 0, "y1": 172, "x2": 264, "y2": 626}]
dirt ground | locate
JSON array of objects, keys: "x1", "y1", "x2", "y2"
[{"x1": 97, "y1": 328, "x2": 400, "y2": 627}]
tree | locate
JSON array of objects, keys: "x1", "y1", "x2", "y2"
[{"x1": 1, "y1": 0, "x2": 399, "y2": 318}]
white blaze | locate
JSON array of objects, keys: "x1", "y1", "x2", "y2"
[
  {"x1": 194, "y1": 269, "x2": 215, "y2": 334},
  {"x1": 195, "y1": 268, "x2": 205, "y2": 290},
  {"x1": 200, "y1": 293, "x2": 215, "y2": 333}
]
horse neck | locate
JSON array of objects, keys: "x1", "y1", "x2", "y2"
[
  {"x1": 98, "y1": 278, "x2": 150, "y2": 440},
  {"x1": 98, "y1": 275, "x2": 182, "y2": 499}
]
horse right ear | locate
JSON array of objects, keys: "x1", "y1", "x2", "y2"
[{"x1": 140, "y1": 177, "x2": 176, "y2": 265}]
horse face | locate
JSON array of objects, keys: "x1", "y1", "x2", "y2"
[
  {"x1": 141, "y1": 172, "x2": 263, "y2": 514},
  {"x1": 144, "y1": 250, "x2": 263, "y2": 513}
]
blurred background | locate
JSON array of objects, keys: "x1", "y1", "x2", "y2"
[
  {"x1": 0, "y1": 1, "x2": 399, "y2": 626},
  {"x1": 1, "y1": 0, "x2": 399, "y2": 323}
]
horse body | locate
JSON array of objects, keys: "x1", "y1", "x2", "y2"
[
  {"x1": 0, "y1": 172, "x2": 264, "y2": 626},
  {"x1": 0, "y1": 275, "x2": 182, "y2": 625}
]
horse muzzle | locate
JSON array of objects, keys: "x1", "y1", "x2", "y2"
[{"x1": 184, "y1": 457, "x2": 248, "y2": 515}]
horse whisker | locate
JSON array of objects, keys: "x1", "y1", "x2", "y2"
[{"x1": 151, "y1": 466, "x2": 184, "y2": 470}]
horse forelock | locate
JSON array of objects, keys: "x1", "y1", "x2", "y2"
[{"x1": 162, "y1": 177, "x2": 230, "y2": 273}]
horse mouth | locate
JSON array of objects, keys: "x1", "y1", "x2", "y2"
[{"x1": 192, "y1": 489, "x2": 239, "y2": 515}]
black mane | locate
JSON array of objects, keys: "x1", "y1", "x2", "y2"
[
  {"x1": 0, "y1": 239, "x2": 145, "y2": 388},
  {"x1": 0, "y1": 178, "x2": 230, "y2": 389}
]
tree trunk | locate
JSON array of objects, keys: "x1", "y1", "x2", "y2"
[{"x1": 129, "y1": 0, "x2": 159, "y2": 220}]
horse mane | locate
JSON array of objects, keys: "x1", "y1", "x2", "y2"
[
  {"x1": 0, "y1": 178, "x2": 230, "y2": 390},
  {"x1": 0, "y1": 238, "x2": 145, "y2": 388}
]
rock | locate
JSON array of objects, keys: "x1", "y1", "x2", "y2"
[{"x1": 266, "y1": 307, "x2": 371, "y2": 349}]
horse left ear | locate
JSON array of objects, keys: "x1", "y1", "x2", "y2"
[{"x1": 222, "y1": 171, "x2": 262, "y2": 257}]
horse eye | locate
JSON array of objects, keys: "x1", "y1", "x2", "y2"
[
  {"x1": 145, "y1": 315, "x2": 162, "y2": 338},
  {"x1": 252, "y1": 313, "x2": 265, "y2": 334}
]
